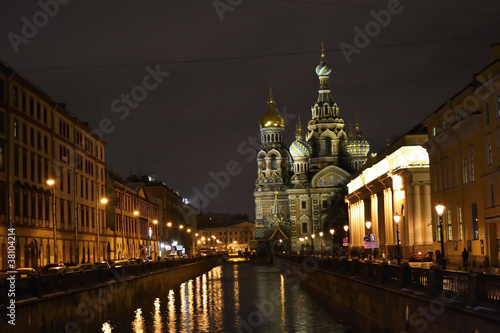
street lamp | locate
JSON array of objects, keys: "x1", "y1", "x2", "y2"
[
  {"x1": 343, "y1": 225, "x2": 349, "y2": 256},
  {"x1": 96, "y1": 197, "x2": 109, "y2": 261},
  {"x1": 393, "y1": 213, "x2": 401, "y2": 265},
  {"x1": 365, "y1": 221, "x2": 372, "y2": 258},
  {"x1": 311, "y1": 233, "x2": 315, "y2": 255},
  {"x1": 133, "y1": 210, "x2": 139, "y2": 258},
  {"x1": 435, "y1": 203, "x2": 446, "y2": 269},
  {"x1": 46, "y1": 179, "x2": 57, "y2": 263},
  {"x1": 329, "y1": 228, "x2": 334, "y2": 255},
  {"x1": 319, "y1": 231, "x2": 324, "y2": 254}
]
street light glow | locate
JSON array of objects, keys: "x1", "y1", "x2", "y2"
[
  {"x1": 343, "y1": 225, "x2": 349, "y2": 232},
  {"x1": 100, "y1": 197, "x2": 109, "y2": 204},
  {"x1": 46, "y1": 179, "x2": 55, "y2": 186},
  {"x1": 435, "y1": 203, "x2": 445, "y2": 216},
  {"x1": 393, "y1": 213, "x2": 400, "y2": 223},
  {"x1": 329, "y1": 229, "x2": 334, "y2": 236},
  {"x1": 365, "y1": 221, "x2": 371, "y2": 230},
  {"x1": 133, "y1": 210, "x2": 139, "y2": 216}
]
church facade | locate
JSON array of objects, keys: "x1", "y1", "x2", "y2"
[{"x1": 254, "y1": 48, "x2": 370, "y2": 253}]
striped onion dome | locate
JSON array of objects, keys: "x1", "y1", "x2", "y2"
[{"x1": 290, "y1": 136, "x2": 312, "y2": 158}]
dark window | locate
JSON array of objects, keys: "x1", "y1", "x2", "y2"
[
  {"x1": 21, "y1": 92, "x2": 26, "y2": 111},
  {"x1": 22, "y1": 193, "x2": 28, "y2": 216},
  {"x1": 38, "y1": 196, "x2": 43, "y2": 219},
  {"x1": 14, "y1": 191, "x2": 20, "y2": 215},
  {"x1": 485, "y1": 103, "x2": 490, "y2": 125},
  {"x1": 0, "y1": 112, "x2": 4, "y2": 133},
  {"x1": 0, "y1": 79, "x2": 4, "y2": 102},
  {"x1": 0, "y1": 188, "x2": 5, "y2": 214},
  {"x1": 12, "y1": 87, "x2": 18, "y2": 108},
  {"x1": 29, "y1": 97, "x2": 34, "y2": 117},
  {"x1": 22, "y1": 123, "x2": 27, "y2": 144},
  {"x1": 14, "y1": 146, "x2": 19, "y2": 176},
  {"x1": 301, "y1": 201, "x2": 307, "y2": 209},
  {"x1": 0, "y1": 144, "x2": 3, "y2": 171},
  {"x1": 30, "y1": 127, "x2": 34, "y2": 147},
  {"x1": 22, "y1": 150, "x2": 27, "y2": 178},
  {"x1": 31, "y1": 195, "x2": 36, "y2": 218},
  {"x1": 37, "y1": 132, "x2": 41, "y2": 150},
  {"x1": 45, "y1": 199, "x2": 49, "y2": 220},
  {"x1": 302, "y1": 223, "x2": 308, "y2": 233}
]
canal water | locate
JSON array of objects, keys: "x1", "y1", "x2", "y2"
[{"x1": 94, "y1": 262, "x2": 350, "y2": 332}]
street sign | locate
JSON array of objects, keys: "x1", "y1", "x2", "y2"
[
  {"x1": 370, "y1": 234, "x2": 376, "y2": 242},
  {"x1": 364, "y1": 242, "x2": 379, "y2": 249},
  {"x1": 363, "y1": 236, "x2": 370, "y2": 243},
  {"x1": 342, "y1": 242, "x2": 348, "y2": 246},
  {"x1": 397, "y1": 231, "x2": 400, "y2": 242},
  {"x1": 342, "y1": 237, "x2": 348, "y2": 243}
]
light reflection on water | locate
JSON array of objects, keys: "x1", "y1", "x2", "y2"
[{"x1": 100, "y1": 263, "x2": 349, "y2": 332}]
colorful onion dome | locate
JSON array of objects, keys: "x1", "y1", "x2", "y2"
[
  {"x1": 290, "y1": 136, "x2": 312, "y2": 158},
  {"x1": 259, "y1": 83, "x2": 285, "y2": 128},
  {"x1": 290, "y1": 115, "x2": 312, "y2": 157},
  {"x1": 315, "y1": 43, "x2": 331, "y2": 77}
]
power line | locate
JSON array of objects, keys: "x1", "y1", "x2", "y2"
[
  {"x1": 18, "y1": 33, "x2": 500, "y2": 71},
  {"x1": 271, "y1": 0, "x2": 500, "y2": 16}
]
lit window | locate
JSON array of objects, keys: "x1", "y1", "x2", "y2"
[
  {"x1": 446, "y1": 209, "x2": 453, "y2": 241},
  {"x1": 457, "y1": 206, "x2": 462, "y2": 240}
]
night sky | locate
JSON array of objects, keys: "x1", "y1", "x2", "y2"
[{"x1": 2, "y1": 1, "x2": 500, "y2": 219}]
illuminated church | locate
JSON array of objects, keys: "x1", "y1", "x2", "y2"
[{"x1": 254, "y1": 47, "x2": 370, "y2": 253}]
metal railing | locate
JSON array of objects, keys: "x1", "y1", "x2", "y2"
[{"x1": 275, "y1": 254, "x2": 500, "y2": 308}]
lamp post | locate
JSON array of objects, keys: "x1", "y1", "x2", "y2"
[
  {"x1": 329, "y1": 228, "x2": 334, "y2": 255},
  {"x1": 365, "y1": 221, "x2": 372, "y2": 258},
  {"x1": 319, "y1": 231, "x2": 323, "y2": 254},
  {"x1": 311, "y1": 233, "x2": 315, "y2": 255},
  {"x1": 343, "y1": 225, "x2": 349, "y2": 257},
  {"x1": 435, "y1": 203, "x2": 446, "y2": 270},
  {"x1": 394, "y1": 213, "x2": 401, "y2": 265},
  {"x1": 133, "y1": 210, "x2": 139, "y2": 257},
  {"x1": 305, "y1": 236, "x2": 309, "y2": 255},
  {"x1": 47, "y1": 179, "x2": 57, "y2": 263}
]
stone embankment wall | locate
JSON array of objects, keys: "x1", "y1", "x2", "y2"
[
  {"x1": 1, "y1": 257, "x2": 219, "y2": 332},
  {"x1": 273, "y1": 255, "x2": 500, "y2": 333}
]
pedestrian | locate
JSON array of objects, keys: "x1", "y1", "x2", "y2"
[
  {"x1": 435, "y1": 250, "x2": 442, "y2": 264},
  {"x1": 462, "y1": 247, "x2": 469, "y2": 269}
]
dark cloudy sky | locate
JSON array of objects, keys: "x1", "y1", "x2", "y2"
[{"x1": 2, "y1": 0, "x2": 500, "y2": 219}]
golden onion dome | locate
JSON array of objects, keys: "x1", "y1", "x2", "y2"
[{"x1": 259, "y1": 83, "x2": 285, "y2": 128}]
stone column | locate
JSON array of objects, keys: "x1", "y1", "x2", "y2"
[
  {"x1": 413, "y1": 184, "x2": 423, "y2": 244},
  {"x1": 422, "y1": 184, "x2": 433, "y2": 244}
]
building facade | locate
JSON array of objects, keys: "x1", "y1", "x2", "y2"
[
  {"x1": 254, "y1": 48, "x2": 370, "y2": 252},
  {"x1": 346, "y1": 125, "x2": 432, "y2": 261},
  {"x1": 0, "y1": 61, "x2": 106, "y2": 269},
  {"x1": 199, "y1": 221, "x2": 255, "y2": 253},
  {"x1": 423, "y1": 44, "x2": 500, "y2": 266},
  {"x1": 104, "y1": 175, "x2": 159, "y2": 260}
]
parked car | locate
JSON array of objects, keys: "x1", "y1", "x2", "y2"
[
  {"x1": 45, "y1": 266, "x2": 69, "y2": 275},
  {"x1": 0, "y1": 267, "x2": 38, "y2": 278},
  {"x1": 111, "y1": 260, "x2": 130, "y2": 269},
  {"x1": 41, "y1": 263, "x2": 66, "y2": 275},
  {"x1": 94, "y1": 261, "x2": 111, "y2": 270},
  {"x1": 77, "y1": 263, "x2": 97, "y2": 271},
  {"x1": 409, "y1": 251, "x2": 434, "y2": 262}
]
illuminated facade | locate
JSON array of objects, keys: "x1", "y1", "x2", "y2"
[
  {"x1": 346, "y1": 126, "x2": 432, "y2": 260},
  {"x1": 199, "y1": 221, "x2": 255, "y2": 253},
  {"x1": 423, "y1": 44, "x2": 500, "y2": 266},
  {"x1": 104, "y1": 177, "x2": 159, "y2": 260},
  {"x1": 254, "y1": 48, "x2": 370, "y2": 252},
  {"x1": 0, "y1": 61, "x2": 106, "y2": 269}
]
